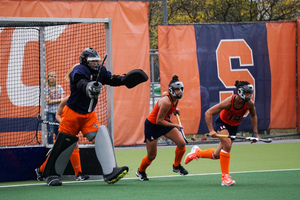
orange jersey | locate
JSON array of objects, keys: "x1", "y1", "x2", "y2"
[
  {"x1": 220, "y1": 95, "x2": 248, "y2": 126},
  {"x1": 147, "y1": 94, "x2": 178, "y2": 124}
]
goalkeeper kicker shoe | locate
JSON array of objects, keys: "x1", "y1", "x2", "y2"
[
  {"x1": 104, "y1": 166, "x2": 128, "y2": 184},
  {"x1": 45, "y1": 175, "x2": 62, "y2": 186},
  {"x1": 221, "y1": 174, "x2": 236, "y2": 186},
  {"x1": 184, "y1": 145, "x2": 201, "y2": 164},
  {"x1": 35, "y1": 168, "x2": 43, "y2": 181},
  {"x1": 136, "y1": 169, "x2": 149, "y2": 181},
  {"x1": 76, "y1": 172, "x2": 90, "y2": 181},
  {"x1": 172, "y1": 164, "x2": 188, "y2": 175}
]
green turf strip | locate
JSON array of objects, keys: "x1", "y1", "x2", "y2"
[
  {"x1": 1, "y1": 142, "x2": 299, "y2": 200},
  {"x1": 0, "y1": 170, "x2": 300, "y2": 200}
]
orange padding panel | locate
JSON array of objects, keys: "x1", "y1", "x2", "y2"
[
  {"x1": 158, "y1": 25, "x2": 201, "y2": 135},
  {"x1": 266, "y1": 22, "x2": 296, "y2": 129}
]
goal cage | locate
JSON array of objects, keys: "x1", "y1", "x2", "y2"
[{"x1": 0, "y1": 17, "x2": 113, "y2": 147}]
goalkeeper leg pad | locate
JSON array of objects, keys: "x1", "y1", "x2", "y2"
[
  {"x1": 42, "y1": 132, "x2": 78, "y2": 181},
  {"x1": 94, "y1": 125, "x2": 117, "y2": 175}
]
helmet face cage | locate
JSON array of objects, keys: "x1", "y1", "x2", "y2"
[
  {"x1": 237, "y1": 84, "x2": 253, "y2": 102},
  {"x1": 80, "y1": 48, "x2": 101, "y2": 70},
  {"x1": 168, "y1": 81, "x2": 184, "y2": 99}
]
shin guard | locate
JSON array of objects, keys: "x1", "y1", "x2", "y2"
[
  {"x1": 94, "y1": 125, "x2": 117, "y2": 175},
  {"x1": 42, "y1": 132, "x2": 78, "y2": 177}
]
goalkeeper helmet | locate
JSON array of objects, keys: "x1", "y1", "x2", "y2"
[
  {"x1": 80, "y1": 48, "x2": 101, "y2": 70},
  {"x1": 237, "y1": 83, "x2": 253, "y2": 102},
  {"x1": 168, "y1": 75, "x2": 184, "y2": 99}
]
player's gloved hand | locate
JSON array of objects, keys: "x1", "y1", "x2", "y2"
[
  {"x1": 173, "y1": 108, "x2": 180, "y2": 116},
  {"x1": 86, "y1": 81, "x2": 102, "y2": 99},
  {"x1": 251, "y1": 132, "x2": 259, "y2": 144}
]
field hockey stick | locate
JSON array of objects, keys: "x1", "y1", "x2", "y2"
[
  {"x1": 175, "y1": 114, "x2": 188, "y2": 144},
  {"x1": 37, "y1": 114, "x2": 60, "y2": 126},
  {"x1": 88, "y1": 53, "x2": 107, "y2": 113},
  {"x1": 206, "y1": 133, "x2": 272, "y2": 143}
]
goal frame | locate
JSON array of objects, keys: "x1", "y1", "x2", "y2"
[{"x1": 0, "y1": 17, "x2": 114, "y2": 146}]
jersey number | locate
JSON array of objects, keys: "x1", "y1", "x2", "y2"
[{"x1": 228, "y1": 115, "x2": 242, "y2": 122}]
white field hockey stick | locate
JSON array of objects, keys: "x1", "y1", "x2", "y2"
[
  {"x1": 206, "y1": 133, "x2": 272, "y2": 143},
  {"x1": 175, "y1": 114, "x2": 188, "y2": 144},
  {"x1": 37, "y1": 114, "x2": 60, "y2": 126},
  {"x1": 88, "y1": 54, "x2": 107, "y2": 113}
]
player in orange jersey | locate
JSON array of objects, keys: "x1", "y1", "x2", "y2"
[
  {"x1": 185, "y1": 80, "x2": 258, "y2": 186},
  {"x1": 136, "y1": 75, "x2": 188, "y2": 181}
]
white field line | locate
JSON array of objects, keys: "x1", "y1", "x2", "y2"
[{"x1": 0, "y1": 168, "x2": 299, "y2": 188}]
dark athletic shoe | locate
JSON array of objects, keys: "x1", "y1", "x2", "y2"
[
  {"x1": 104, "y1": 166, "x2": 128, "y2": 184},
  {"x1": 76, "y1": 172, "x2": 90, "y2": 181},
  {"x1": 136, "y1": 169, "x2": 149, "y2": 181},
  {"x1": 35, "y1": 168, "x2": 43, "y2": 181},
  {"x1": 45, "y1": 175, "x2": 62, "y2": 186},
  {"x1": 172, "y1": 164, "x2": 188, "y2": 175}
]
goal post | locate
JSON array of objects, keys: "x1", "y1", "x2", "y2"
[{"x1": 0, "y1": 17, "x2": 113, "y2": 147}]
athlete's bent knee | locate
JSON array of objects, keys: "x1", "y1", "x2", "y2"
[
  {"x1": 147, "y1": 154, "x2": 156, "y2": 161},
  {"x1": 85, "y1": 131, "x2": 97, "y2": 141}
]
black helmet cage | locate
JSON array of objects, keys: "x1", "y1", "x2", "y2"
[
  {"x1": 79, "y1": 48, "x2": 101, "y2": 70},
  {"x1": 237, "y1": 84, "x2": 253, "y2": 102},
  {"x1": 168, "y1": 81, "x2": 184, "y2": 99}
]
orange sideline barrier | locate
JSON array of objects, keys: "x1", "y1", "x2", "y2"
[
  {"x1": 158, "y1": 25, "x2": 201, "y2": 134},
  {"x1": 266, "y1": 22, "x2": 296, "y2": 129}
]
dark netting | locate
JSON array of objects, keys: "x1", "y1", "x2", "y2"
[
  {"x1": 0, "y1": 21, "x2": 78, "y2": 27},
  {"x1": 0, "y1": 22, "x2": 108, "y2": 147}
]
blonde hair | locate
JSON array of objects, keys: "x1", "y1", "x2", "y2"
[
  {"x1": 64, "y1": 63, "x2": 79, "y2": 81},
  {"x1": 46, "y1": 71, "x2": 57, "y2": 93}
]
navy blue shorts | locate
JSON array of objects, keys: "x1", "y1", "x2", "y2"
[
  {"x1": 214, "y1": 117, "x2": 238, "y2": 138},
  {"x1": 144, "y1": 118, "x2": 175, "y2": 142}
]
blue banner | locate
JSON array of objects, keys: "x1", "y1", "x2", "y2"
[{"x1": 195, "y1": 23, "x2": 271, "y2": 133}]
